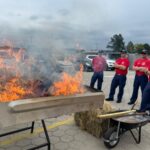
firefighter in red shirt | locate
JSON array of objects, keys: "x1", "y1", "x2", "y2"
[
  {"x1": 106, "y1": 50, "x2": 130, "y2": 103},
  {"x1": 90, "y1": 50, "x2": 107, "y2": 91},
  {"x1": 128, "y1": 50, "x2": 148, "y2": 105},
  {"x1": 138, "y1": 59, "x2": 150, "y2": 112}
]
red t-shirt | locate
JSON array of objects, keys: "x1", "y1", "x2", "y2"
[
  {"x1": 92, "y1": 56, "x2": 106, "y2": 72},
  {"x1": 134, "y1": 58, "x2": 148, "y2": 76},
  {"x1": 115, "y1": 58, "x2": 130, "y2": 75},
  {"x1": 146, "y1": 59, "x2": 150, "y2": 81}
]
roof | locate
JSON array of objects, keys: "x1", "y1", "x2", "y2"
[{"x1": 0, "y1": 46, "x2": 25, "y2": 52}]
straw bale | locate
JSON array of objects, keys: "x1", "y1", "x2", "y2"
[{"x1": 74, "y1": 101, "x2": 114, "y2": 137}]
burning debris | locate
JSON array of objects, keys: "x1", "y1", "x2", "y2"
[
  {"x1": 0, "y1": 77, "x2": 32, "y2": 102},
  {"x1": 0, "y1": 46, "x2": 85, "y2": 102},
  {"x1": 49, "y1": 64, "x2": 85, "y2": 96}
]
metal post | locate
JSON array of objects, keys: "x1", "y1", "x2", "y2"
[
  {"x1": 116, "y1": 122, "x2": 121, "y2": 138},
  {"x1": 31, "y1": 121, "x2": 35, "y2": 133},
  {"x1": 41, "y1": 120, "x2": 51, "y2": 150},
  {"x1": 0, "y1": 120, "x2": 51, "y2": 150},
  {"x1": 129, "y1": 126, "x2": 142, "y2": 144},
  {"x1": 0, "y1": 122, "x2": 35, "y2": 137}
]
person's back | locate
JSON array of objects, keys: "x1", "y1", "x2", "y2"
[
  {"x1": 90, "y1": 51, "x2": 106, "y2": 91},
  {"x1": 92, "y1": 55, "x2": 106, "y2": 72}
]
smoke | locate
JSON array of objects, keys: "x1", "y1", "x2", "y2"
[
  {"x1": 0, "y1": 0, "x2": 110, "y2": 83},
  {"x1": 0, "y1": 22, "x2": 80, "y2": 86}
]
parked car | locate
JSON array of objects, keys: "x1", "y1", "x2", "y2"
[
  {"x1": 106, "y1": 59, "x2": 115, "y2": 70},
  {"x1": 83, "y1": 55, "x2": 97, "y2": 71},
  {"x1": 104, "y1": 53, "x2": 120, "y2": 70},
  {"x1": 57, "y1": 60, "x2": 74, "y2": 73},
  {"x1": 83, "y1": 53, "x2": 120, "y2": 71}
]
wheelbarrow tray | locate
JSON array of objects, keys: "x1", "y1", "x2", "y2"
[{"x1": 112, "y1": 114, "x2": 149, "y2": 130}]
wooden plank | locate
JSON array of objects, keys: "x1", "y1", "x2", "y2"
[
  {"x1": 0, "y1": 93, "x2": 104, "y2": 128},
  {"x1": 9, "y1": 93, "x2": 103, "y2": 112}
]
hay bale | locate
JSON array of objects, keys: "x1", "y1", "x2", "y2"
[
  {"x1": 74, "y1": 111, "x2": 89, "y2": 130},
  {"x1": 102, "y1": 101, "x2": 114, "y2": 112},
  {"x1": 74, "y1": 101, "x2": 114, "y2": 137}
]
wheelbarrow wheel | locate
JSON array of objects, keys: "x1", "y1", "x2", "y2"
[{"x1": 103, "y1": 127, "x2": 120, "y2": 148}]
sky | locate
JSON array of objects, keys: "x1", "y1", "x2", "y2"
[{"x1": 0, "y1": 0, "x2": 150, "y2": 50}]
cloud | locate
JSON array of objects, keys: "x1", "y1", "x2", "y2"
[
  {"x1": 58, "y1": 9, "x2": 70, "y2": 16},
  {"x1": 30, "y1": 15, "x2": 39, "y2": 20},
  {"x1": 0, "y1": 0, "x2": 150, "y2": 49}
]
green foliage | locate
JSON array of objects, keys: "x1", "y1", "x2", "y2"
[
  {"x1": 133, "y1": 43, "x2": 150, "y2": 54},
  {"x1": 143, "y1": 43, "x2": 150, "y2": 54},
  {"x1": 107, "y1": 34, "x2": 150, "y2": 54},
  {"x1": 134, "y1": 44, "x2": 145, "y2": 54},
  {"x1": 126, "y1": 41, "x2": 134, "y2": 53},
  {"x1": 107, "y1": 34, "x2": 125, "y2": 52}
]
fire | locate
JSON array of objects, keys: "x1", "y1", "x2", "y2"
[
  {"x1": 0, "y1": 78, "x2": 32, "y2": 102},
  {"x1": 0, "y1": 44, "x2": 85, "y2": 102},
  {"x1": 0, "y1": 46, "x2": 33, "y2": 102},
  {"x1": 50, "y1": 65, "x2": 85, "y2": 96}
]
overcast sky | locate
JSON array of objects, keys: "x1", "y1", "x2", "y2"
[{"x1": 0, "y1": 0, "x2": 150, "y2": 50}]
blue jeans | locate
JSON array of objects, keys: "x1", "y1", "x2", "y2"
[
  {"x1": 109, "y1": 74, "x2": 126, "y2": 101},
  {"x1": 90, "y1": 72, "x2": 103, "y2": 90},
  {"x1": 130, "y1": 75, "x2": 148, "y2": 103},
  {"x1": 140, "y1": 82, "x2": 150, "y2": 112}
]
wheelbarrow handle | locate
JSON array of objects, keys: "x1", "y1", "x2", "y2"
[{"x1": 97, "y1": 110, "x2": 136, "y2": 119}]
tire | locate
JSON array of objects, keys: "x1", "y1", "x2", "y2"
[
  {"x1": 84, "y1": 66, "x2": 91, "y2": 72},
  {"x1": 83, "y1": 65, "x2": 88, "y2": 72},
  {"x1": 106, "y1": 64, "x2": 109, "y2": 71},
  {"x1": 106, "y1": 65, "x2": 111, "y2": 71},
  {"x1": 103, "y1": 127, "x2": 120, "y2": 148}
]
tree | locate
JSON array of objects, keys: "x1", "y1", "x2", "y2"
[
  {"x1": 134, "y1": 44, "x2": 144, "y2": 54},
  {"x1": 126, "y1": 41, "x2": 134, "y2": 53},
  {"x1": 143, "y1": 43, "x2": 150, "y2": 54},
  {"x1": 143, "y1": 43, "x2": 150, "y2": 50},
  {"x1": 133, "y1": 43, "x2": 150, "y2": 54},
  {"x1": 107, "y1": 34, "x2": 125, "y2": 52}
]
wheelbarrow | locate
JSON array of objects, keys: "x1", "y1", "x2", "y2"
[{"x1": 102, "y1": 110, "x2": 150, "y2": 148}]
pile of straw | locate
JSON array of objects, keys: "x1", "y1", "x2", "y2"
[{"x1": 74, "y1": 101, "x2": 114, "y2": 137}]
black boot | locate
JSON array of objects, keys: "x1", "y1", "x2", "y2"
[
  {"x1": 106, "y1": 98, "x2": 114, "y2": 101},
  {"x1": 128, "y1": 101, "x2": 134, "y2": 105},
  {"x1": 116, "y1": 100, "x2": 121, "y2": 103}
]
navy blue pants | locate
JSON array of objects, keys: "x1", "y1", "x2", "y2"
[
  {"x1": 90, "y1": 72, "x2": 103, "y2": 90},
  {"x1": 140, "y1": 82, "x2": 150, "y2": 112},
  {"x1": 109, "y1": 74, "x2": 126, "y2": 101},
  {"x1": 130, "y1": 75, "x2": 148, "y2": 103}
]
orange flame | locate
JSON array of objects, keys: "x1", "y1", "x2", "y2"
[
  {"x1": 50, "y1": 64, "x2": 85, "y2": 96},
  {"x1": 0, "y1": 78, "x2": 32, "y2": 102},
  {"x1": 0, "y1": 46, "x2": 33, "y2": 102},
  {"x1": 0, "y1": 44, "x2": 86, "y2": 102}
]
